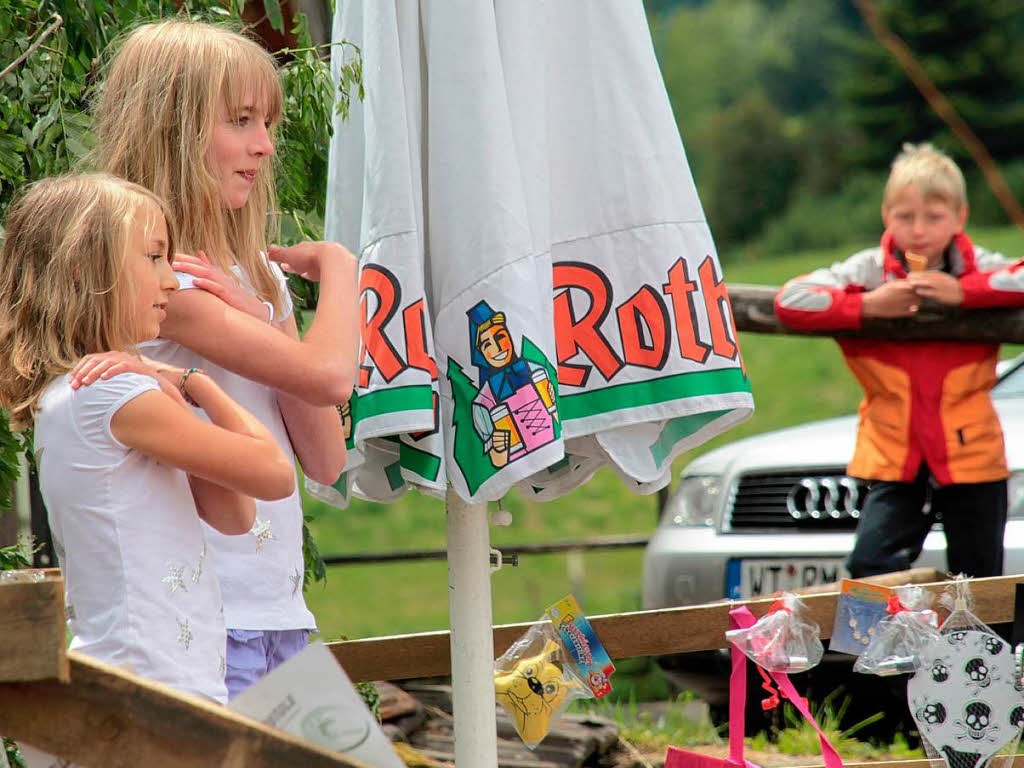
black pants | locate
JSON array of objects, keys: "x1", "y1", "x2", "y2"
[{"x1": 846, "y1": 465, "x2": 1007, "y2": 578}]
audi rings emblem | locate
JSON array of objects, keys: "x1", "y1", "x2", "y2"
[{"x1": 786, "y1": 476, "x2": 863, "y2": 520}]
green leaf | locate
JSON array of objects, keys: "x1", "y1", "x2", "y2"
[
  {"x1": 262, "y1": 0, "x2": 285, "y2": 33},
  {"x1": 301, "y1": 514, "x2": 327, "y2": 590}
]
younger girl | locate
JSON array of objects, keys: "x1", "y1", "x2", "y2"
[
  {"x1": 0, "y1": 173, "x2": 295, "y2": 703},
  {"x1": 93, "y1": 20, "x2": 359, "y2": 695}
]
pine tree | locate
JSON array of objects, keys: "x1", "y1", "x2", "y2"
[{"x1": 838, "y1": 0, "x2": 1024, "y2": 170}]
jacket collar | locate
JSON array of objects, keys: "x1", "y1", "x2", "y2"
[{"x1": 881, "y1": 230, "x2": 976, "y2": 279}]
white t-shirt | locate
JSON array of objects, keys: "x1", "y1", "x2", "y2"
[
  {"x1": 35, "y1": 372, "x2": 228, "y2": 704},
  {"x1": 141, "y1": 259, "x2": 315, "y2": 632}
]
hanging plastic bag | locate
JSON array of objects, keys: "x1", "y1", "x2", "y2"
[
  {"x1": 666, "y1": 605, "x2": 843, "y2": 768},
  {"x1": 854, "y1": 584, "x2": 940, "y2": 676},
  {"x1": 494, "y1": 595, "x2": 614, "y2": 748},
  {"x1": 908, "y1": 576, "x2": 1024, "y2": 768},
  {"x1": 725, "y1": 592, "x2": 823, "y2": 673}
]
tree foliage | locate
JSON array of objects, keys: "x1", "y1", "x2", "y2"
[
  {"x1": 649, "y1": 0, "x2": 1024, "y2": 252},
  {"x1": 837, "y1": 0, "x2": 1024, "y2": 171},
  {"x1": 0, "y1": 0, "x2": 357, "y2": 504}
]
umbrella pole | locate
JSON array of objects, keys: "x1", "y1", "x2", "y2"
[{"x1": 446, "y1": 486, "x2": 499, "y2": 767}]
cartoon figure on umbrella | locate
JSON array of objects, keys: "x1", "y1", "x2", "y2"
[{"x1": 467, "y1": 300, "x2": 558, "y2": 468}]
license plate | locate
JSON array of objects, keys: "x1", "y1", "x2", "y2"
[{"x1": 726, "y1": 558, "x2": 847, "y2": 599}]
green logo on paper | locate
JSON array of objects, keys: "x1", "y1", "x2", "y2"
[{"x1": 300, "y1": 706, "x2": 370, "y2": 752}]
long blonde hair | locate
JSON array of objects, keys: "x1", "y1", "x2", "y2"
[
  {"x1": 91, "y1": 19, "x2": 283, "y2": 313},
  {"x1": 0, "y1": 173, "x2": 177, "y2": 429}
]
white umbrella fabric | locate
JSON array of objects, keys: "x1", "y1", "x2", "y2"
[
  {"x1": 316, "y1": 1, "x2": 754, "y2": 764},
  {"x1": 313, "y1": 0, "x2": 752, "y2": 508}
]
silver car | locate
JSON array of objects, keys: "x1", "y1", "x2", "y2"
[{"x1": 643, "y1": 357, "x2": 1024, "y2": 610}]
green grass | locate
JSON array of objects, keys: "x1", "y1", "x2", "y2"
[
  {"x1": 305, "y1": 225, "x2": 1024, "y2": 643},
  {"x1": 747, "y1": 688, "x2": 924, "y2": 761}
]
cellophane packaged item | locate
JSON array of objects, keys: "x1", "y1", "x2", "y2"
[
  {"x1": 853, "y1": 584, "x2": 939, "y2": 676},
  {"x1": 725, "y1": 592, "x2": 823, "y2": 673},
  {"x1": 493, "y1": 595, "x2": 614, "y2": 748}
]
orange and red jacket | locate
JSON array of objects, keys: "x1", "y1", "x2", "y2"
[{"x1": 774, "y1": 231, "x2": 1024, "y2": 486}]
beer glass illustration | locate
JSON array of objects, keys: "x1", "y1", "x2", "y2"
[
  {"x1": 490, "y1": 403, "x2": 524, "y2": 456},
  {"x1": 531, "y1": 368, "x2": 557, "y2": 415}
]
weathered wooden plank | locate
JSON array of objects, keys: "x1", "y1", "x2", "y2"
[
  {"x1": 729, "y1": 283, "x2": 1024, "y2": 342},
  {"x1": 329, "y1": 574, "x2": 1024, "y2": 682},
  {"x1": 0, "y1": 570, "x2": 68, "y2": 683},
  {"x1": 0, "y1": 651, "x2": 371, "y2": 768},
  {"x1": 795, "y1": 567, "x2": 941, "y2": 595}
]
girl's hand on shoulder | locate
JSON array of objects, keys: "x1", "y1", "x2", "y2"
[
  {"x1": 137, "y1": 356, "x2": 193, "y2": 407},
  {"x1": 70, "y1": 352, "x2": 190, "y2": 407},
  {"x1": 173, "y1": 251, "x2": 271, "y2": 321},
  {"x1": 70, "y1": 352, "x2": 154, "y2": 390},
  {"x1": 268, "y1": 241, "x2": 356, "y2": 282}
]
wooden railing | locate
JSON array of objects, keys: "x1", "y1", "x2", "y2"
[
  {"x1": 729, "y1": 283, "x2": 1024, "y2": 342},
  {"x1": 0, "y1": 570, "x2": 368, "y2": 768},
  {"x1": 4, "y1": 568, "x2": 1024, "y2": 766}
]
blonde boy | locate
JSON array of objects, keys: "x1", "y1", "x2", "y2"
[{"x1": 775, "y1": 143, "x2": 1024, "y2": 579}]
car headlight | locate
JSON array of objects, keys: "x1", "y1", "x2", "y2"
[
  {"x1": 1008, "y1": 471, "x2": 1024, "y2": 519},
  {"x1": 664, "y1": 475, "x2": 721, "y2": 527}
]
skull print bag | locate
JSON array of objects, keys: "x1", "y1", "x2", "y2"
[
  {"x1": 908, "y1": 578, "x2": 1024, "y2": 768},
  {"x1": 666, "y1": 606, "x2": 844, "y2": 768}
]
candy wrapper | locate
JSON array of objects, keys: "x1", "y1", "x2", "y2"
[
  {"x1": 908, "y1": 576, "x2": 1024, "y2": 768},
  {"x1": 725, "y1": 592, "x2": 823, "y2": 673},
  {"x1": 853, "y1": 584, "x2": 939, "y2": 676},
  {"x1": 494, "y1": 595, "x2": 614, "y2": 748}
]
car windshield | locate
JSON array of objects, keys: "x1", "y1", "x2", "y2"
[{"x1": 993, "y1": 354, "x2": 1024, "y2": 398}]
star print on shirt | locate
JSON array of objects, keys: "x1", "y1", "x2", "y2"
[
  {"x1": 176, "y1": 617, "x2": 193, "y2": 651},
  {"x1": 290, "y1": 567, "x2": 302, "y2": 596},
  {"x1": 191, "y1": 542, "x2": 207, "y2": 584},
  {"x1": 251, "y1": 517, "x2": 277, "y2": 553},
  {"x1": 162, "y1": 564, "x2": 188, "y2": 595}
]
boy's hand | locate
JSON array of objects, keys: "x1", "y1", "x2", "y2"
[
  {"x1": 861, "y1": 280, "x2": 920, "y2": 318},
  {"x1": 908, "y1": 272, "x2": 964, "y2": 306}
]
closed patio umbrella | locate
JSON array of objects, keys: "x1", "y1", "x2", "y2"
[{"x1": 316, "y1": 1, "x2": 754, "y2": 764}]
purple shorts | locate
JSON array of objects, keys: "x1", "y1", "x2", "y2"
[{"x1": 225, "y1": 628, "x2": 311, "y2": 699}]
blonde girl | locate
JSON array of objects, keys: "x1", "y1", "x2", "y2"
[
  {"x1": 93, "y1": 20, "x2": 359, "y2": 695},
  {"x1": 0, "y1": 173, "x2": 295, "y2": 702}
]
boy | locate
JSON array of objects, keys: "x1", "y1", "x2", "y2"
[{"x1": 774, "y1": 143, "x2": 1024, "y2": 579}]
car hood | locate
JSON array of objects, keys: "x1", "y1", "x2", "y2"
[{"x1": 684, "y1": 395, "x2": 1024, "y2": 476}]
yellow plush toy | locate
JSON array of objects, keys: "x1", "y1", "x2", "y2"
[{"x1": 494, "y1": 639, "x2": 580, "y2": 746}]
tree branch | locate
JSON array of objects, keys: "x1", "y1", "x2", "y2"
[
  {"x1": 0, "y1": 14, "x2": 63, "y2": 81},
  {"x1": 852, "y1": 0, "x2": 1024, "y2": 230}
]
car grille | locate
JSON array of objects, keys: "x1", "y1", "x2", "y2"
[{"x1": 725, "y1": 469, "x2": 866, "y2": 531}]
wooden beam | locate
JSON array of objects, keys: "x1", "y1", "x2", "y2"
[
  {"x1": 0, "y1": 570, "x2": 68, "y2": 683},
  {"x1": 0, "y1": 651, "x2": 371, "y2": 768},
  {"x1": 328, "y1": 574, "x2": 1024, "y2": 683},
  {"x1": 729, "y1": 283, "x2": 1024, "y2": 342}
]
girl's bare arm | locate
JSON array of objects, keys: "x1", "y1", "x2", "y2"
[
  {"x1": 273, "y1": 313, "x2": 347, "y2": 485},
  {"x1": 159, "y1": 242, "x2": 359, "y2": 407},
  {"x1": 110, "y1": 371, "x2": 295, "y2": 534}
]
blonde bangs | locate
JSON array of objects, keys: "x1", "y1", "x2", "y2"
[
  {"x1": 92, "y1": 19, "x2": 285, "y2": 316},
  {"x1": 0, "y1": 174, "x2": 174, "y2": 429},
  {"x1": 884, "y1": 142, "x2": 967, "y2": 212}
]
